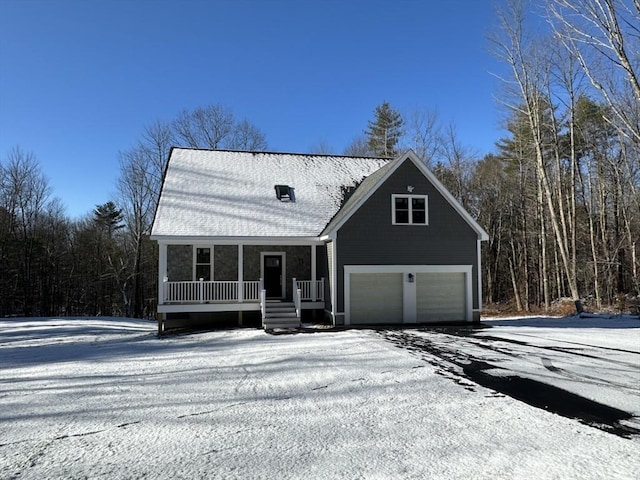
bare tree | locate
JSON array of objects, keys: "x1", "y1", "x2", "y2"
[
  {"x1": 172, "y1": 104, "x2": 267, "y2": 151},
  {"x1": 547, "y1": 0, "x2": 640, "y2": 143},
  {"x1": 173, "y1": 105, "x2": 234, "y2": 149},
  {"x1": 549, "y1": 0, "x2": 640, "y2": 300},
  {"x1": 435, "y1": 123, "x2": 479, "y2": 210},
  {"x1": 141, "y1": 120, "x2": 174, "y2": 184},
  {"x1": 407, "y1": 108, "x2": 442, "y2": 167},
  {"x1": 308, "y1": 140, "x2": 335, "y2": 155},
  {"x1": 116, "y1": 146, "x2": 158, "y2": 317},
  {"x1": 228, "y1": 119, "x2": 268, "y2": 151},
  {"x1": 0, "y1": 147, "x2": 53, "y2": 315},
  {"x1": 343, "y1": 135, "x2": 375, "y2": 157},
  {"x1": 491, "y1": 0, "x2": 581, "y2": 301}
]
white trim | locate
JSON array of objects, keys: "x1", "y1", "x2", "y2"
[
  {"x1": 193, "y1": 245, "x2": 213, "y2": 281},
  {"x1": 311, "y1": 245, "x2": 317, "y2": 301},
  {"x1": 260, "y1": 251, "x2": 286, "y2": 299},
  {"x1": 391, "y1": 193, "x2": 429, "y2": 226},
  {"x1": 344, "y1": 264, "x2": 473, "y2": 325},
  {"x1": 158, "y1": 243, "x2": 167, "y2": 305},
  {"x1": 158, "y1": 301, "x2": 323, "y2": 314},
  {"x1": 328, "y1": 237, "x2": 337, "y2": 326},
  {"x1": 192, "y1": 246, "x2": 196, "y2": 280},
  {"x1": 158, "y1": 303, "x2": 261, "y2": 314},
  {"x1": 237, "y1": 244, "x2": 244, "y2": 303},
  {"x1": 150, "y1": 235, "x2": 323, "y2": 245},
  {"x1": 477, "y1": 239, "x2": 483, "y2": 314}
]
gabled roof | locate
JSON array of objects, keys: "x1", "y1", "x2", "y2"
[
  {"x1": 321, "y1": 151, "x2": 489, "y2": 241},
  {"x1": 150, "y1": 148, "x2": 389, "y2": 239}
]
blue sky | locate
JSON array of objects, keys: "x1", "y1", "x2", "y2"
[{"x1": 0, "y1": 0, "x2": 507, "y2": 219}]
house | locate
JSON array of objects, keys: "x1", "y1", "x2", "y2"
[{"x1": 150, "y1": 148, "x2": 488, "y2": 331}]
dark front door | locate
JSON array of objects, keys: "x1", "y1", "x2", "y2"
[{"x1": 264, "y1": 255, "x2": 283, "y2": 298}]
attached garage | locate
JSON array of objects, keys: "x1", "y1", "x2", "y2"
[{"x1": 344, "y1": 265, "x2": 472, "y2": 325}]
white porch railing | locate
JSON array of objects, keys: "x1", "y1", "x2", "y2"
[
  {"x1": 163, "y1": 280, "x2": 261, "y2": 304},
  {"x1": 292, "y1": 278, "x2": 325, "y2": 301},
  {"x1": 162, "y1": 278, "x2": 322, "y2": 304},
  {"x1": 244, "y1": 281, "x2": 261, "y2": 301}
]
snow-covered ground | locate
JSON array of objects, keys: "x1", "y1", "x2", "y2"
[{"x1": 1, "y1": 316, "x2": 639, "y2": 479}]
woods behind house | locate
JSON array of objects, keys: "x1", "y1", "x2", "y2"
[{"x1": 1, "y1": 0, "x2": 637, "y2": 317}]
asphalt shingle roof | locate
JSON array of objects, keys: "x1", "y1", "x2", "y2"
[{"x1": 151, "y1": 149, "x2": 389, "y2": 238}]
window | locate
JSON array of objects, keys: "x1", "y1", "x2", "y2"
[
  {"x1": 195, "y1": 247, "x2": 211, "y2": 280},
  {"x1": 392, "y1": 194, "x2": 428, "y2": 225}
]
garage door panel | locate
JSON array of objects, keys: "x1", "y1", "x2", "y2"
[
  {"x1": 417, "y1": 272, "x2": 465, "y2": 322},
  {"x1": 350, "y1": 273, "x2": 403, "y2": 324}
]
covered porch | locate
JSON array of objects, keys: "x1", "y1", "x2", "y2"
[{"x1": 155, "y1": 239, "x2": 327, "y2": 324}]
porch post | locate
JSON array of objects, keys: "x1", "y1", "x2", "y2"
[
  {"x1": 311, "y1": 244, "x2": 317, "y2": 301},
  {"x1": 157, "y1": 242, "x2": 168, "y2": 336},
  {"x1": 158, "y1": 243, "x2": 167, "y2": 305},
  {"x1": 237, "y1": 244, "x2": 244, "y2": 303}
]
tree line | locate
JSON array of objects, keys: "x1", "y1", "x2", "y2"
[
  {"x1": 0, "y1": 0, "x2": 637, "y2": 318},
  {"x1": 360, "y1": 0, "x2": 639, "y2": 312},
  {"x1": 0, "y1": 106, "x2": 267, "y2": 317}
]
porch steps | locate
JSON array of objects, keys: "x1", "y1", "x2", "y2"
[{"x1": 263, "y1": 301, "x2": 300, "y2": 330}]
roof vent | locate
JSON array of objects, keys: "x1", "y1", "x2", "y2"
[{"x1": 275, "y1": 185, "x2": 295, "y2": 202}]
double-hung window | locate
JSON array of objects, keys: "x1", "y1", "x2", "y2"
[
  {"x1": 195, "y1": 247, "x2": 211, "y2": 281},
  {"x1": 392, "y1": 194, "x2": 428, "y2": 225}
]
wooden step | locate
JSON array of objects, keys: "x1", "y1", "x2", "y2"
[
  {"x1": 265, "y1": 303, "x2": 296, "y2": 311},
  {"x1": 265, "y1": 306, "x2": 296, "y2": 313},
  {"x1": 263, "y1": 318, "x2": 301, "y2": 330},
  {"x1": 264, "y1": 311, "x2": 297, "y2": 318}
]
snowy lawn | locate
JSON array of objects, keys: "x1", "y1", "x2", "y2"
[{"x1": 1, "y1": 316, "x2": 639, "y2": 479}]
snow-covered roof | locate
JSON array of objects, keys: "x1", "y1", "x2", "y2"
[{"x1": 150, "y1": 148, "x2": 389, "y2": 239}]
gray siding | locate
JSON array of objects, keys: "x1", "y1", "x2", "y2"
[
  {"x1": 243, "y1": 245, "x2": 312, "y2": 301},
  {"x1": 214, "y1": 245, "x2": 238, "y2": 281},
  {"x1": 336, "y1": 160, "x2": 480, "y2": 313}
]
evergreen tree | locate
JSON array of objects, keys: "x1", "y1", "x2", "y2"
[
  {"x1": 365, "y1": 102, "x2": 404, "y2": 157},
  {"x1": 93, "y1": 201, "x2": 123, "y2": 238}
]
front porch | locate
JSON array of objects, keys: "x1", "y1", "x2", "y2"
[{"x1": 155, "y1": 240, "x2": 328, "y2": 329}]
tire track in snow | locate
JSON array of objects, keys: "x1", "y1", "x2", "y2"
[{"x1": 380, "y1": 329, "x2": 640, "y2": 439}]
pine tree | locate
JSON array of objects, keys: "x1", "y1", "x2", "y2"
[
  {"x1": 365, "y1": 102, "x2": 404, "y2": 157},
  {"x1": 93, "y1": 201, "x2": 123, "y2": 238}
]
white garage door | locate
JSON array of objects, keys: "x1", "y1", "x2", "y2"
[
  {"x1": 349, "y1": 273, "x2": 403, "y2": 324},
  {"x1": 417, "y1": 272, "x2": 466, "y2": 322}
]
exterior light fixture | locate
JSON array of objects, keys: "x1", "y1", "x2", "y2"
[{"x1": 408, "y1": 273, "x2": 415, "y2": 283}]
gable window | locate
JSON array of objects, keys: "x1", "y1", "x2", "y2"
[
  {"x1": 392, "y1": 194, "x2": 428, "y2": 225},
  {"x1": 195, "y1": 247, "x2": 211, "y2": 281}
]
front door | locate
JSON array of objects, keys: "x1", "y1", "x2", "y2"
[{"x1": 263, "y1": 255, "x2": 283, "y2": 298}]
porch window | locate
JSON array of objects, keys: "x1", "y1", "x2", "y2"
[
  {"x1": 195, "y1": 247, "x2": 211, "y2": 281},
  {"x1": 392, "y1": 194, "x2": 428, "y2": 225}
]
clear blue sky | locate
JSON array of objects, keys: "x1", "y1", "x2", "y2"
[{"x1": 0, "y1": 0, "x2": 507, "y2": 219}]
